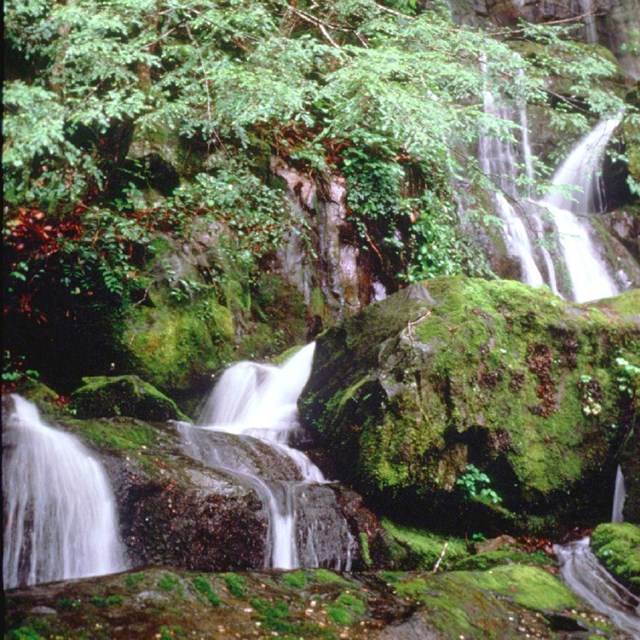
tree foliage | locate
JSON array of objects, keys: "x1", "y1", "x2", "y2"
[{"x1": 3, "y1": 0, "x2": 632, "y2": 325}]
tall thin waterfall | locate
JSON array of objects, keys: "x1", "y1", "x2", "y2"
[
  {"x1": 3, "y1": 395, "x2": 127, "y2": 589},
  {"x1": 539, "y1": 118, "x2": 621, "y2": 302},
  {"x1": 612, "y1": 465, "x2": 627, "y2": 523},
  {"x1": 180, "y1": 343, "x2": 355, "y2": 570}
]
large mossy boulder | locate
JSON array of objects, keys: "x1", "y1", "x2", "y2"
[
  {"x1": 300, "y1": 277, "x2": 640, "y2": 536},
  {"x1": 70, "y1": 375, "x2": 189, "y2": 421}
]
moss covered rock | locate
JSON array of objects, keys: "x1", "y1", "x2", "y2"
[
  {"x1": 300, "y1": 277, "x2": 640, "y2": 536},
  {"x1": 591, "y1": 522, "x2": 640, "y2": 595},
  {"x1": 70, "y1": 375, "x2": 189, "y2": 421},
  {"x1": 4, "y1": 564, "x2": 625, "y2": 639}
]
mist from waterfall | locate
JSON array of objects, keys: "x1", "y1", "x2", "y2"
[
  {"x1": 179, "y1": 343, "x2": 355, "y2": 570},
  {"x1": 3, "y1": 395, "x2": 127, "y2": 589}
]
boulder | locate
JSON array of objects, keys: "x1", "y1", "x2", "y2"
[
  {"x1": 300, "y1": 277, "x2": 640, "y2": 536},
  {"x1": 70, "y1": 375, "x2": 189, "y2": 421}
]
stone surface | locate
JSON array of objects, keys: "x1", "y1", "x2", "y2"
[
  {"x1": 70, "y1": 375, "x2": 189, "y2": 422},
  {"x1": 4, "y1": 564, "x2": 625, "y2": 639},
  {"x1": 300, "y1": 277, "x2": 640, "y2": 536}
]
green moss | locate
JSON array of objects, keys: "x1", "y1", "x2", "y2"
[
  {"x1": 157, "y1": 572, "x2": 184, "y2": 596},
  {"x1": 282, "y1": 570, "x2": 308, "y2": 589},
  {"x1": 124, "y1": 572, "x2": 145, "y2": 589},
  {"x1": 90, "y1": 595, "x2": 124, "y2": 608},
  {"x1": 70, "y1": 374, "x2": 188, "y2": 421},
  {"x1": 302, "y1": 277, "x2": 640, "y2": 535},
  {"x1": 390, "y1": 565, "x2": 579, "y2": 637},
  {"x1": 381, "y1": 519, "x2": 469, "y2": 570},
  {"x1": 358, "y1": 532, "x2": 372, "y2": 568},
  {"x1": 470, "y1": 565, "x2": 578, "y2": 610},
  {"x1": 124, "y1": 302, "x2": 229, "y2": 392},
  {"x1": 591, "y1": 522, "x2": 640, "y2": 594},
  {"x1": 454, "y1": 549, "x2": 552, "y2": 571},
  {"x1": 191, "y1": 576, "x2": 221, "y2": 606},
  {"x1": 325, "y1": 592, "x2": 367, "y2": 626},
  {"x1": 326, "y1": 604, "x2": 354, "y2": 625},
  {"x1": 593, "y1": 288, "x2": 640, "y2": 319},
  {"x1": 309, "y1": 569, "x2": 349, "y2": 584},
  {"x1": 223, "y1": 572, "x2": 247, "y2": 598},
  {"x1": 63, "y1": 417, "x2": 157, "y2": 452},
  {"x1": 7, "y1": 628, "x2": 46, "y2": 640},
  {"x1": 158, "y1": 625, "x2": 187, "y2": 640}
]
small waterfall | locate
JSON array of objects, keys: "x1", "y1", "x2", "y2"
[
  {"x1": 3, "y1": 395, "x2": 127, "y2": 589},
  {"x1": 180, "y1": 343, "x2": 355, "y2": 570},
  {"x1": 612, "y1": 465, "x2": 627, "y2": 523},
  {"x1": 554, "y1": 538, "x2": 640, "y2": 637},
  {"x1": 479, "y1": 89, "x2": 546, "y2": 288},
  {"x1": 539, "y1": 118, "x2": 621, "y2": 303}
]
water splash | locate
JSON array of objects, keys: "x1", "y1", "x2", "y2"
[
  {"x1": 181, "y1": 343, "x2": 355, "y2": 570},
  {"x1": 3, "y1": 395, "x2": 127, "y2": 589}
]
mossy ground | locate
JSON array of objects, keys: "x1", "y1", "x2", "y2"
[{"x1": 5, "y1": 565, "x2": 623, "y2": 639}]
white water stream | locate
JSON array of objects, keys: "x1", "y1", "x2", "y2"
[
  {"x1": 538, "y1": 118, "x2": 621, "y2": 302},
  {"x1": 555, "y1": 538, "x2": 640, "y2": 638},
  {"x1": 3, "y1": 395, "x2": 127, "y2": 589},
  {"x1": 612, "y1": 465, "x2": 627, "y2": 524},
  {"x1": 180, "y1": 343, "x2": 354, "y2": 570}
]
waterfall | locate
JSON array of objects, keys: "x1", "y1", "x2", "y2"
[
  {"x1": 538, "y1": 118, "x2": 621, "y2": 302},
  {"x1": 554, "y1": 538, "x2": 640, "y2": 637},
  {"x1": 180, "y1": 343, "x2": 355, "y2": 570},
  {"x1": 3, "y1": 395, "x2": 127, "y2": 589},
  {"x1": 479, "y1": 89, "x2": 546, "y2": 288},
  {"x1": 612, "y1": 465, "x2": 627, "y2": 523}
]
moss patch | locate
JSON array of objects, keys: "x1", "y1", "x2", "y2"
[
  {"x1": 591, "y1": 522, "x2": 640, "y2": 595},
  {"x1": 381, "y1": 519, "x2": 469, "y2": 570},
  {"x1": 70, "y1": 374, "x2": 189, "y2": 421},
  {"x1": 301, "y1": 277, "x2": 640, "y2": 535}
]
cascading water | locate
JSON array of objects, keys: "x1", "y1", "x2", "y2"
[
  {"x1": 554, "y1": 538, "x2": 640, "y2": 637},
  {"x1": 179, "y1": 343, "x2": 355, "y2": 570},
  {"x1": 479, "y1": 87, "x2": 546, "y2": 289},
  {"x1": 538, "y1": 118, "x2": 621, "y2": 303},
  {"x1": 479, "y1": 72, "x2": 626, "y2": 302},
  {"x1": 3, "y1": 395, "x2": 127, "y2": 589}
]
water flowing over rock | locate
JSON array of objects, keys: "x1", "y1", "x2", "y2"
[
  {"x1": 2, "y1": 395, "x2": 127, "y2": 588},
  {"x1": 538, "y1": 118, "x2": 623, "y2": 302},
  {"x1": 554, "y1": 538, "x2": 640, "y2": 637},
  {"x1": 180, "y1": 343, "x2": 356, "y2": 570},
  {"x1": 478, "y1": 69, "x2": 555, "y2": 291}
]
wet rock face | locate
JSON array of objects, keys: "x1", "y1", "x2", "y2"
[
  {"x1": 300, "y1": 277, "x2": 640, "y2": 536},
  {"x1": 59, "y1": 418, "x2": 268, "y2": 571},
  {"x1": 272, "y1": 158, "x2": 384, "y2": 322}
]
